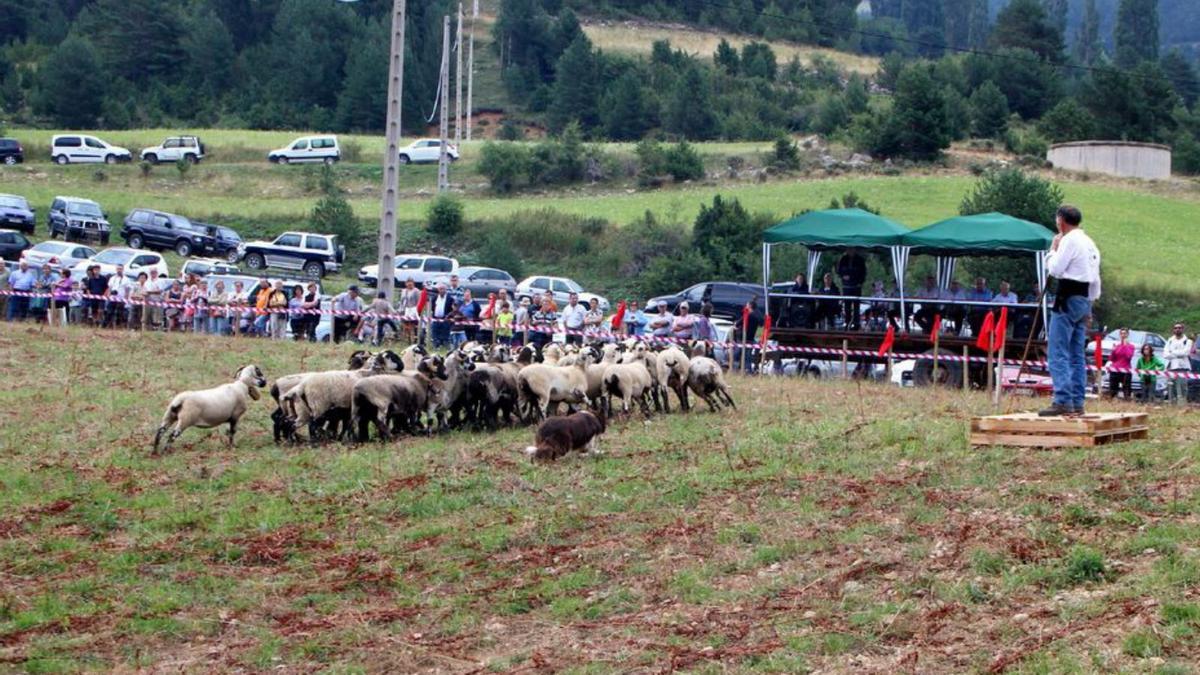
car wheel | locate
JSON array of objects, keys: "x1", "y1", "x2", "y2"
[
  {"x1": 225, "y1": 249, "x2": 241, "y2": 264},
  {"x1": 128, "y1": 233, "x2": 144, "y2": 249},
  {"x1": 303, "y1": 261, "x2": 324, "y2": 278},
  {"x1": 144, "y1": 153, "x2": 158, "y2": 164},
  {"x1": 55, "y1": 155, "x2": 69, "y2": 165},
  {"x1": 398, "y1": 154, "x2": 411, "y2": 165},
  {"x1": 279, "y1": 157, "x2": 289, "y2": 165},
  {"x1": 323, "y1": 156, "x2": 335, "y2": 165},
  {"x1": 105, "y1": 154, "x2": 117, "y2": 165},
  {"x1": 175, "y1": 240, "x2": 193, "y2": 257},
  {"x1": 3, "y1": 156, "x2": 15, "y2": 165},
  {"x1": 245, "y1": 253, "x2": 266, "y2": 270},
  {"x1": 185, "y1": 154, "x2": 197, "y2": 164}
]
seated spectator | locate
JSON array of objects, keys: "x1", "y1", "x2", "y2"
[
  {"x1": 50, "y1": 269, "x2": 73, "y2": 326},
  {"x1": 965, "y1": 277, "x2": 992, "y2": 336},
  {"x1": 867, "y1": 280, "x2": 899, "y2": 331},
  {"x1": 913, "y1": 275, "x2": 941, "y2": 334},
  {"x1": 813, "y1": 273, "x2": 841, "y2": 329},
  {"x1": 941, "y1": 280, "x2": 967, "y2": 335},
  {"x1": 785, "y1": 272, "x2": 812, "y2": 328},
  {"x1": 128, "y1": 272, "x2": 150, "y2": 330},
  {"x1": 672, "y1": 301, "x2": 698, "y2": 341},
  {"x1": 647, "y1": 301, "x2": 673, "y2": 340}
]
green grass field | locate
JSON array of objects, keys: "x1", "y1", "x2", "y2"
[{"x1": 3, "y1": 326, "x2": 1200, "y2": 671}]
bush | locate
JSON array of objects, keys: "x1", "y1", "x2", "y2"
[
  {"x1": 139, "y1": 160, "x2": 152, "y2": 178},
  {"x1": 498, "y1": 119, "x2": 523, "y2": 141},
  {"x1": 637, "y1": 249, "x2": 715, "y2": 297},
  {"x1": 637, "y1": 139, "x2": 704, "y2": 183},
  {"x1": 341, "y1": 139, "x2": 363, "y2": 163},
  {"x1": 175, "y1": 157, "x2": 191, "y2": 180},
  {"x1": 1062, "y1": 545, "x2": 1107, "y2": 585},
  {"x1": 663, "y1": 141, "x2": 704, "y2": 181},
  {"x1": 1003, "y1": 127, "x2": 1049, "y2": 159},
  {"x1": 427, "y1": 195, "x2": 464, "y2": 236},
  {"x1": 310, "y1": 167, "x2": 357, "y2": 242},
  {"x1": 772, "y1": 136, "x2": 801, "y2": 171},
  {"x1": 475, "y1": 228, "x2": 524, "y2": 279},
  {"x1": 479, "y1": 141, "x2": 531, "y2": 194}
]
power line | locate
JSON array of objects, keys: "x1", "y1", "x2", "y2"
[{"x1": 688, "y1": 0, "x2": 1169, "y2": 84}]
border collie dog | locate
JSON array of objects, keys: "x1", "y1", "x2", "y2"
[{"x1": 524, "y1": 410, "x2": 607, "y2": 461}]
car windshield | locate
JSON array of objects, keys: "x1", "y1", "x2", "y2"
[
  {"x1": 93, "y1": 249, "x2": 137, "y2": 265},
  {"x1": 216, "y1": 226, "x2": 240, "y2": 240},
  {"x1": 1106, "y1": 330, "x2": 1154, "y2": 345},
  {"x1": 560, "y1": 279, "x2": 583, "y2": 293},
  {"x1": 0, "y1": 196, "x2": 27, "y2": 209},
  {"x1": 66, "y1": 202, "x2": 103, "y2": 218}
]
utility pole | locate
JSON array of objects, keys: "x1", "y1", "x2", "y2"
[
  {"x1": 377, "y1": 0, "x2": 406, "y2": 302},
  {"x1": 466, "y1": 0, "x2": 477, "y2": 141},
  {"x1": 455, "y1": 2, "x2": 464, "y2": 145},
  {"x1": 438, "y1": 15, "x2": 451, "y2": 193}
]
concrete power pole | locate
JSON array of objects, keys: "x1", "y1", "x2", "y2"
[
  {"x1": 455, "y1": 2, "x2": 464, "y2": 145},
  {"x1": 438, "y1": 15, "x2": 451, "y2": 193},
  {"x1": 466, "y1": 0, "x2": 477, "y2": 141},
  {"x1": 377, "y1": 0, "x2": 406, "y2": 302}
]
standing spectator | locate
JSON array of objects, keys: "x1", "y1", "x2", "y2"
[
  {"x1": 559, "y1": 292, "x2": 586, "y2": 344},
  {"x1": 530, "y1": 297, "x2": 557, "y2": 349},
  {"x1": 837, "y1": 249, "x2": 867, "y2": 329},
  {"x1": 965, "y1": 277, "x2": 992, "y2": 336},
  {"x1": 263, "y1": 281, "x2": 286, "y2": 339},
  {"x1": 583, "y1": 299, "x2": 604, "y2": 337},
  {"x1": 250, "y1": 279, "x2": 271, "y2": 336},
  {"x1": 672, "y1": 301, "x2": 697, "y2": 341},
  {"x1": 145, "y1": 268, "x2": 166, "y2": 330},
  {"x1": 30, "y1": 262, "x2": 57, "y2": 321},
  {"x1": 1134, "y1": 343, "x2": 1166, "y2": 403},
  {"x1": 1106, "y1": 328, "x2": 1135, "y2": 400},
  {"x1": 50, "y1": 269, "x2": 73, "y2": 326},
  {"x1": 541, "y1": 289, "x2": 558, "y2": 312},
  {"x1": 447, "y1": 274, "x2": 465, "y2": 305},
  {"x1": 68, "y1": 279, "x2": 84, "y2": 324},
  {"x1": 288, "y1": 286, "x2": 307, "y2": 341},
  {"x1": 497, "y1": 289, "x2": 512, "y2": 312},
  {"x1": 103, "y1": 264, "x2": 132, "y2": 328},
  {"x1": 164, "y1": 280, "x2": 185, "y2": 331},
  {"x1": 331, "y1": 285, "x2": 364, "y2": 344},
  {"x1": 512, "y1": 297, "x2": 531, "y2": 347},
  {"x1": 7, "y1": 260, "x2": 36, "y2": 321},
  {"x1": 477, "y1": 292, "x2": 497, "y2": 344},
  {"x1": 370, "y1": 291, "x2": 398, "y2": 346},
  {"x1": 428, "y1": 283, "x2": 455, "y2": 349},
  {"x1": 647, "y1": 301, "x2": 673, "y2": 340},
  {"x1": 694, "y1": 302, "x2": 717, "y2": 342},
  {"x1": 1164, "y1": 322, "x2": 1193, "y2": 405},
  {"x1": 399, "y1": 278, "x2": 421, "y2": 343},
  {"x1": 128, "y1": 272, "x2": 149, "y2": 330},
  {"x1": 208, "y1": 280, "x2": 230, "y2": 335},
  {"x1": 301, "y1": 282, "x2": 321, "y2": 341},
  {"x1": 733, "y1": 298, "x2": 763, "y2": 372},
  {"x1": 624, "y1": 299, "x2": 646, "y2": 337},
  {"x1": 192, "y1": 281, "x2": 210, "y2": 334},
  {"x1": 813, "y1": 273, "x2": 841, "y2": 329},
  {"x1": 84, "y1": 265, "x2": 106, "y2": 325},
  {"x1": 0, "y1": 256, "x2": 7, "y2": 319},
  {"x1": 454, "y1": 289, "x2": 480, "y2": 345},
  {"x1": 495, "y1": 301, "x2": 514, "y2": 345},
  {"x1": 228, "y1": 281, "x2": 246, "y2": 336}
]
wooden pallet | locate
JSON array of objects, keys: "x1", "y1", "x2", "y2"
[{"x1": 970, "y1": 412, "x2": 1149, "y2": 448}]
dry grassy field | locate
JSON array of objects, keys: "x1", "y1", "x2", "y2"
[{"x1": 2, "y1": 324, "x2": 1200, "y2": 672}]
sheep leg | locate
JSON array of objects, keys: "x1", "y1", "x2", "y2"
[
  {"x1": 226, "y1": 419, "x2": 238, "y2": 449},
  {"x1": 657, "y1": 385, "x2": 668, "y2": 413},
  {"x1": 160, "y1": 425, "x2": 183, "y2": 454},
  {"x1": 718, "y1": 386, "x2": 736, "y2": 409},
  {"x1": 152, "y1": 425, "x2": 168, "y2": 454},
  {"x1": 638, "y1": 391, "x2": 652, "y2": 417}
]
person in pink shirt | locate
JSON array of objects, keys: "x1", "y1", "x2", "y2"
[{"x1": 1106, "y1": 327, "x2": 1135, "y2": 400}]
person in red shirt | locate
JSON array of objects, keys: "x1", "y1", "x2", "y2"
[{"x1": 1106, "y1": 328, "x2": 1135, "y2": 400}]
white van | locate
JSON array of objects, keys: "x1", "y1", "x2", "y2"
[
  {"x1": 50, "y1": 135, "x2": 133, "y2": 165},
  {"x1": 267, "y1": 136, "x2": 340, "y2": 165}
]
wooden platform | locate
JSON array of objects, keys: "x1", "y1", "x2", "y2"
[{"x1": 970, "y1": 412, "x2": 1149, "y2": 448}]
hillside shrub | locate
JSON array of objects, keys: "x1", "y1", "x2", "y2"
[
  {"x1": 479, "y1": 141, "x2": 531, "y2": 194},
  {"x1": 475, "y1": 229, "x2": 524, "y2": 280},
  {"x1": 426, "y1": 195, "x2": 464, "y2": 236}
]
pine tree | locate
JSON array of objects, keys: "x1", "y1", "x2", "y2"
[
  {"x1": 665, "y1": 65, "x2": 719, "y2": 141},
  {"x1": 1037, "y1": 99, "x2": 1097, "y2": 142},
  {"x1": 969, "y1": 81, "x2": 1010, "y2": 138},
  {"x1": 740, "y1": 42, "x2": 777, "y2": 81},
  {"x1": 547, "y1": 35, "x2": 600, "y2": 132},
  {"x1": 1073, "y1": 0, "x2": 1104, "y2": 66},
  {"x1": 1114, "y1": 0, "x2": 1160, "y2": 67},
  {"x1": 943, "y1": 0, "x2": 973, "y2": 50},
  {"x1": 601, "y1": 70, "x2": 654, "y2": 141},
  {"x1": 336, "y1": 21, "x2": 389, "y2": 132},
  {"x1": 76, "y1": 0, "x2": 188, "y2": 82},
  {"x1": 184, "y1": 8, "x2": 236, "y2": 97},
  {"x1": 1042, "y1": 0, "x2": 1068, "y2": 36},
  {"x1": 943, "y1": 87, "x2": 971, "y2": 140},
  {"x1": 34, "y1": 36, "x2": 106, "y2": 127},
  {"x1": 1161, "y1": 49, "x2": 1200, "y2": 108},
  {"x1": 991, "y1": 0, "x2": 1064, "y2": 63},
  {"x1": 872, "y1": 65, "x2": 950, "y2": 160},
  {"x1": 967, "y1": 0, "x2": 990, "y2": 49},
  {"x1": 713, "y1": 39, "x2": 739, "y2": 75}
]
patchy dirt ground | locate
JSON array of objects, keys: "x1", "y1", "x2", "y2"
[{"x1": 1, "y1": 325, "x2": 1199, "y2": 673}]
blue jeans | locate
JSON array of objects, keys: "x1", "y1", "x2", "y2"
[
  {"x1": 431, "y1": 320, "x2": 451, "y2": 349},
  {"x1": 6, "y1": 294, "x2": 28, "y2": 321},
  {"x1": 209, "y1": 316, "x2": 229, "y2": 335},
  {"x1": 1048, "y1": 295, "x2": 1090, "y2": 408}
]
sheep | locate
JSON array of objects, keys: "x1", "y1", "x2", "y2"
[
  {"x1": 656, "y1": 346, "x2": 692, "y2": 413},
  {"x1": 270, "y1": 350, "x2": 372, "y2": 443},
  {"x1": 603, "y1": 357, "x2": 654, "y2": 417},
  {"x1": 523, "y1": 410, "x2": 607, "y2": 462},
  {"x1": 282, "y1": 351, "x2": 403, "y2": 442},
  {"x1": 517, "y1": 346, "x2": 598, "y2": 421},
  {"x1": 621, "y1": 340, "x2": 665, "y2": 412},
  {"x1": 400, "y1": 344, "x2": 429, "y2": 372},
  {"x1": 350, "y1": 355, "x2": 448, "y2": 441},
  {"x1": 467, "y1": 346, "x2": 523, "y2": 429},
  {"x1": 685, "y1": 352, "x2": 736, "y2": 413},
  {"x1": 153, "y1": 365, "x2": 268, "y2": 454},
  {"x1": 431, "y1": 348, "x2": 477, "y2": 430},
  {"x1": 541, "y1": 342, "x2": 565, "y2": 365}
]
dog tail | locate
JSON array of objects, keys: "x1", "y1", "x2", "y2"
[{"x1": 522, "y1": 445, "x2": 538, "y2": 457}]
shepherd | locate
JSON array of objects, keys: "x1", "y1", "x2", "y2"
[{"x1": 1040, "y1": 205, "x2": 1101, "y2": 417}]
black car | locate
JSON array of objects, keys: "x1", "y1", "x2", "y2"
[
  {"x1": 0, "y1": 194, "x2": 35, "y2": 234},
  {"x1": 199, "y1": 223, "x2": 244, "y2": 263},
  {"x1": 0, "y1": 229, "x2": 32, "y2": 259},
  {"x1": 122, "y1": 208, "x2": 219, "y2": 257},
  {"x1": 0, "y1": 138, "x2": 23, "y2": 165},
  {"x1": 49, "y1": 196, "x2": 111, "y2": 244},
  {"x1": 649, "y1": 282, "x2": 763, "y2": 321}
]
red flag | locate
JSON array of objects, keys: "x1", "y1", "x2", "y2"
[
  {"x1": 741, "y1": 305, "x2": 751, "y2": 331},
  {"x1": 610, "y1": 300, "x2": 627, "y2": 330},
  {"x1": 929, "y1": 314, "x2": 941, "y2": 343},
  {"x1": 484, "y1": 296, "x2": 497, "y2": 319},
  {"x1": 975, "y1": 311, "x2": 995, "y2": 350},
  {"x1": 877, "y1": 324, "x2": 896, "y2": 357},
  {"x1": 761, "y1": 313, "x2": 772, "y2": 345},
  {"x1": 416, "y1": 288, "x2": 428, "y2": 314},
  {"x1": 994, "y1": 307, "x2": 1008, "y2": 352},
  {"x1": 1095, "y1": 333, "x2": 1104, "y2": 370}
]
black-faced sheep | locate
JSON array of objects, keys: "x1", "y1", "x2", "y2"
[
  {"x1": 350, "y1": 355, "x2": 448, "y2": 441},
  {"x1": 153, "y1": 365, "x2": 268, "y2": 454},
  {"x1": 603, "y1": 357, "x2": 654, "y2": 417},
  {"x1": 282, "y1": 351, "x2": 403, "y2": 442},
  {"x1": 270, "y1": 350, "x2": 371, "y2": 443}
]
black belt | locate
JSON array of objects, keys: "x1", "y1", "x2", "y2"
[{"x1": 1053, "y1": 279, "x2": 1089, "y2": 312}]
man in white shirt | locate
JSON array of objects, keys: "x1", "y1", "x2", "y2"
[
  {"x1": 104, "y1": 264, "x2": 132, "y2": 328},
  {"x1": 1041, "y1": 205, "x2": 1102, "y2": 416},
  {"x1": 1163, "y1": 322, "x2": 1193, "y2": 405},
  {"x1": 559, "y1": 292, "x2": 586, "y2": 345}
]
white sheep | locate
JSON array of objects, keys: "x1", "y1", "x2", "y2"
[
  {"x1": 603, "y1": 357, "x2": 654, "y2": 416},
  {"x1": 270, "y1": 350, "x2": 372, "y2": 442},
  {"x1": 153, "y1": 365, "x2": 268, "y2": 453},
  {"x1": 400, "y1": 344, "x2": 429, "y2": 372},
  {"x1": 686, "y1": 356, "x2": 736, "y2": 413},
  {"x1": 282, "y1": 351, "x2": 402, "y2": 441},
  {"x1": 621, "y1": 340, "x2": 665, "y2": 411},
  {"x1": 656, "y1": 346, "x2": 692, "y2": 412},
  {"x1": 517, "y1": 346, "x2": 598, "y2": 421}
]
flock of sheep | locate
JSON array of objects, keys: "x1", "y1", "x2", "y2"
[{"x1": 152, "y1": 339, "x2": 736, "y2": 456}]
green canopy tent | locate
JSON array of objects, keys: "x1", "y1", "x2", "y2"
[{"x1": 761, "y1": 209, "x2": 911, "y2": 314}]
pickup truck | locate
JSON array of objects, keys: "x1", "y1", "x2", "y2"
[
  {"x1": 240, "y1": 231, "x2": 345, "y2": 278},
  {"x1": 140, "y1": 136, "x2": 206, "y2": 164}
]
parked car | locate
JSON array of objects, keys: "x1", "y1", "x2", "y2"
[
  {"x1": 48, "y1": 196, "x2": 111, "y2": 244},
  {"x1": 0, "y1": 194, "x2": 36, "y2": 234},
  {"x1": 515, "y1": 275, "x2": 610, "y2": 313},
  {"x1": 397, "y1": 139, "x2": 459, "y2": 164},
  {"x1": 121, "y1": 208, "x2": 220, "y2": 257},
  {"x1": 240, "y1": 231, "x2": 344, "y2": 277},
  {"x1": 649, "y1": 282, "x2": 763, "y2": 321},
  {"x1": 268, "y1": 136, "x2": 340, "y2": 164},
  {"x1": 50, "y1": 134, "x2": 132, "y2": 165},
  {"x1": 0, "y1": 229, "x2": 32, "y2": 260},
  {"x1": 207, "y1": 224, "x2": 243, "y2": 263},
  {"x1": 140, "y1": 135, "x2": 206, "y2": 164},
  {"x1": 0, "y1": 138, "x2": 24, "y2": 165},
  {"x1": 71, "y1": 247, "x2": 169, "y2": 278},
  {"x1": 180, "y1": 258, "x2": 240, "y2": 280},
  {"x1": 20, "y1": 241, "x2": 97, "y2": 269},
  {"x1": 427, "y1": 266, "x2": 516, "y2": 297},
  {"x1": 358, "y1": 254, "x2": 458, "y2": 288}
]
